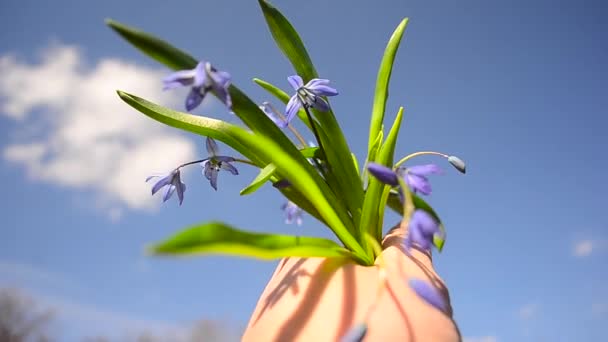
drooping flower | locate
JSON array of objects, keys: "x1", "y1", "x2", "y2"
[
  {"x1": 408, "y1": 278, "x2": 449, "y2": 314},
  {"x1": 163, "y1": 61, "x2": 232, "y2": 111},
  {"x1": 146, "y1": 169, "x2": 186, "y2": 205},
  {"x1": 405, "y1": 209, "x2": 441, "y2": 252},
  {"x1": 281, "y1": 201, "x2": 303, "y2": 226},
  {"x1": 200, "y1": 137, "x2": 238, "y2": 191},
  {"x1": 401, "y1": 164, "x2": 442, "y2": 195},
  {"x1": 367, "y1": 162, "x2": 442, "y2": 195},
  {"x1": 283, "y1": 75, "x2": 338, "y2": 127}
]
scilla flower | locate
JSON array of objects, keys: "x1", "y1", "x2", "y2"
[
  {"x1": 146, "y1": 169, "x2": 186, "y2": 205},
  {"x1": 405, "y1": 209, "x2": 441, "y2": 252},
  {"x1": 163, "y1": 61, "x2": 232, "y2": 111},
  {"x1": 367, "y1": 162, "x2": 442, "y2": 196},
  {"x1": 284, "y1": 75, "x2": 338, "y2": 127},
  {"x1": 408, "y1": 278, "x2": 449, "y2": 314},
  {"x1": 281, "y1": 201, "x2": 303, "y2": 226},
  {"x1": 201, "y1": 137, "x2": 238, "y2": 191}
]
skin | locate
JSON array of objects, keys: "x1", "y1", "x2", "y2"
[{"x1": 242, "y1": 224, "x2": 461, "y2": 341}]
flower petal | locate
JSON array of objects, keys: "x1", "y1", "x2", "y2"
[
  {"x1": 215, "y1": 156, "x2": 236, "y2": 163},
  {"x1": 193, "y1": 62, "x2": 207, "y2": 87},
  {"x1": 202, "y1": 161, "x2": 213, "y2": 180},
  {"x1": 206, "y1": 137, "x2": 220, "y2": 156},
  {"x1": 185, "y1": 87, "x2": 205, "y2": 111},
  {"x1": 413, "y1": 210, "x2": 440, "y2": 236},
  {"x1": 367, "y1": 163, "x2": 399, "y2": 186},
  {"x1": 308, "y1": 84, "x2": 338, "y2": 97},
  {"x1": 287, "y1": 75, "x2": 304, "y2": 90},
  {"x1": 176, "y1": 182, "x2": 186, "y2": 205},
  {"x1": 408, "y1": 278, "x2": 448, "y2": 314},
  {"x1": 283, "y1": 95, "x2": 301, "y2": 127},
  {"x1": 208, "y1": 168, "x2": 218, "y2": 191},
  {"x1": 162, "y1": 69, "x2": 196, "y2": 88},
  {"x1": 407, "y1": 164, "x2": 442, "y2": 176},
  {"x1": 305, "y1": 78, "x2": 330, "y2": 87},
  {"x1": 405, "y1": 173, "x2": 432, "y2": 195},
  {"x1": 209, "y1": 69, "x2": 232, "y2": 108},
  {"x1": 260, "y1": 102, "x2": 284, "y2": 126},
  {"x1": 162, "y1": 184, "x2": 176, "y2": 202},
  {"x1": 150, "y1": 173, "x2": 174, "y2": 195},
  {"x1": 310, "y1": 96, "x2": 330, "y2": 112},
  {"x1": 219, "y1": 161, "x2": 238, "y2": 175}
]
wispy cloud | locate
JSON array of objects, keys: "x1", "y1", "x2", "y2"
[
  {"x1": 572, "y1": 238, "x2": 607, "y2": 258},
  {"x1": 0, "y1": 43, "x2": 198, "y2": 218},
  {"x1": 0, "y1": 260, "x2": 77, "y2": 293},
  {"x1": 573, "y1": 240, "x2": 594, "y2": 257},
  {"x1": 517, "y1": 303, "x2": 538, "y2": 320},
  {"x1": 463, "y1": 336, "x2": 498, "y2": 342}
]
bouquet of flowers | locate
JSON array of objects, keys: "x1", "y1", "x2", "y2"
[{"x1": 107, "y1": 1, "x2": 466, "y2": 340}]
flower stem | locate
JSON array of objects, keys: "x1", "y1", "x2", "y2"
[
  {"x1": 394, "y1": 151, "x2": 449, "y2": 168},
  {"x1": 265, "y1": 102, "x2": 308, "y2": 147}
]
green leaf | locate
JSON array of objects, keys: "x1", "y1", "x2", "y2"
[
  {"x1": 360, "y1": 107, "x2": 403, "y2": 245},
  {"x1": 117, "y1": 91, "x2": 369, "y2": 263},
  {"x1": 367, "y1": 18, "x2": 409, "y2": 162},
  {"x1": 240, "y1": 163, "x2": 277, "y2": 196},
  {"x1": 151, "y1": 221, "x2": 352, "y2": 259},
  {"x1": 106, "y1": 19, "x2": 197, "y2": 70},
  {"x1": 258, "y1": 0, "x2": 364, "y2": 224}
]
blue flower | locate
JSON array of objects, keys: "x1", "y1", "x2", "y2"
[
  {"x1": 283, "y1": 75, "x2": 338, "y2": 127},
  {"x1": 200, "y1": 137, "x2": 238, "y2": 190},
  {"x1": 367, "y1": 162, "x2": 442, "y2": 195},
  {"x1": 405, "y1": 209, "x2": 441, "y2": 252},
  {"x1": 163, "y1": 61, "x2": 232, "y2": 111},
  {"x1": 146, "y1": 169, "x2": 186, "y2": 205},
  {"x1": 402, "y1": 164, "x2": 442, "y2": 195},
  {"x1": 281, "y1": 201, "x2": 303, "y2": 226}
]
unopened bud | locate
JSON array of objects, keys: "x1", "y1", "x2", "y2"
[{"x1": 448, "y1": 155, "x2": 466, "y2": 174}]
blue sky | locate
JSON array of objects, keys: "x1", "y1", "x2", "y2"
[{"x1": 1, "y1": 0, "x2": 607, "y2": 341}]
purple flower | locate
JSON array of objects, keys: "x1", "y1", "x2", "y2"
[
  {"x1": 405, "y1": 210, "x2": 441, "y2": 252},
  {"x1": 146, "y1": 169, "x2": 186, "y2": 205},
  {"x1": 401, "y1": 164, "x2": 442, "y2": 195},
  {"x1": 408, "y1": 278, "x2": 449, "y2": 314},
  {"x1": 283, "y1": 75, "x2": 338, "y2": 127},
  {"x1": 367, "y1": 163, "x2": 399, "y2": 186},
  {"x1": 367, "y1": 162, "x2": 442, "y2": 195},
  {"x1": 163, "y1": 61, "x2": 232, "y2": 111},
  {"x1": 281, "y1": 201, "x2": 303, "y2": 226},
  {"x1": 340, "y1": 323, "x2": 367, "y2": 342},
  {"x1": 200, "y1": 137, "x2": 238, "y2": 191}
]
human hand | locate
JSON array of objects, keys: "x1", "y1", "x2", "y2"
[{"x1": 243, "y1": 224, "x2": 461, "y2": 342}]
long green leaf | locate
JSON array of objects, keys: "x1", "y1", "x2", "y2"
[
  {"x1": 240, "y1": 163, "x2": 277, "y2": 196},
  {"x1": 360, "y1": 107, "x2": 403, "y2": 245},
  {"x1": 151, "y1": 221, "x2": 351, "y2": 259},
  {"x1": 258, "y1": 0, "x2": 364, "y2": 223},
  {"x1": 366, "y1": 18, "x2": 409, "y2": 162},
  {"x1": 106, "y1": 19, "x2": 198, "y2": 70}
]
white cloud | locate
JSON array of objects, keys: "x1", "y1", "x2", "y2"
[
  {"x1": 463, "y1": 336, "x2": 497, "y2": 342},
  {"x1": 0, "y1": 43, "x2": 198, "y2": 217},
  {"x1": 517, "y1": 303, "x2": 538, "y2": 320},
  {"x1": 573, "y1": 240, "x2": 594, "y2": 257}
]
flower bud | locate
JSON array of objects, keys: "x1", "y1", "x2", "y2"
[{"x1": 448, "y1": 155, "x2": 466, "y2": 174}]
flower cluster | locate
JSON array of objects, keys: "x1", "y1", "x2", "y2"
[{"x1": 155, "y1": 63, "x2": 340, "y2": 226}]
